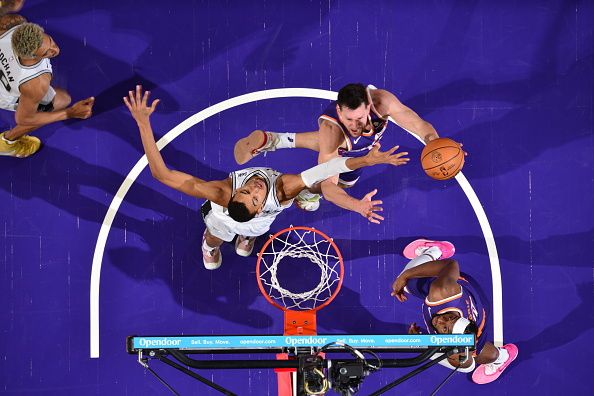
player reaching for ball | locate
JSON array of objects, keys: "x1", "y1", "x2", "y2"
[
  {"x1": 233, "y1": 83, "x2": 441, "y2": 221},
  {"x1": 124, "y1": 85, "x2": 410, "y2": 269}
]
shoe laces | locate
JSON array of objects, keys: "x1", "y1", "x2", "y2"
[{"x1": 484, "y1": 360, "x2": 504, "y2": 375}]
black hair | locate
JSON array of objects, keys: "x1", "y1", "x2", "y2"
[
  {"x1": 227, "y1": 197, "x2": 256, "y2": 223},
  {"x1": 336, "y1": 83, "x2": 369, "y2": 110}
]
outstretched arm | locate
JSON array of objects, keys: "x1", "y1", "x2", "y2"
[
  {"x1": 123, "y1": 85, "x2": 229, "y2": 203},
  {"x1": 315, "y1": 121, "x2": 410, "y2": 224},
  {"x1": 15, "y1": 76, "x2": 94, "y2": 127},
  {"x1": 283, "y1": 143, "x2": 409, "y2": 198},
  {"x1": 377, "y1": 89, "x2": 439, "y2": 144},
  {"x1": 391, "y1": 259, "x2": 460, "y2": 302}
]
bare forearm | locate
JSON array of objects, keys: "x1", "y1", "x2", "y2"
[
  {"x1": 136, "y1": 120, "x2": 171, "y2": 180},
  {"x1": 16, "y1": 108, "x2": 68, "y2": 127},
  {"x1": 405, "y1": 119, "x2": 438, "y2": 143},
  {"x1": 344, "y1": 156, "x2": 371, "y2": 170},
  {"x1": 402, "y1": 259, "x2": 458, "y2": 280},
  {"x1": 320, "y1": 180, "x2": 360, "y2": 211},
  {"x1": 392, "y1": 111, "x2": 439, "y2": 143}
]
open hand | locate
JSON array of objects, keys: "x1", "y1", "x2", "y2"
[
  {"x1": 357, "y1": 189, "x2": 384, "y2": 224},
  {"x1": 365, "y1": 143, "x2": 410, "y2": 166},
  {"x1": 123, "y1": 85, "x2": 160, "y2": 123}
]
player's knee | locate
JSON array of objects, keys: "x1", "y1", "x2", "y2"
[{"x1": 53, "y1": 89, "x2": 72, "y2": 110}]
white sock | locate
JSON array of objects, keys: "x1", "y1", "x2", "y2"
[
  {"x1": 202, "y1": 238, "x2": 217, "y2": 254},
  {"x1": 493, "y1": 347, "x2": 509, "y2": 364},
  {"x1": 401, "y1": 246, "x2": 443, "y2": 273},
  {"x1": 269, "y1": 132, "x2": 296, "y2": 149}
]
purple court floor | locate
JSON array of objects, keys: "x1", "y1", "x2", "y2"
[{"x1": 1, "y1": 0, "x2": 593, "y2": 395}]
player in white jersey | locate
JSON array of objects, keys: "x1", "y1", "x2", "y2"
[
  {"x1": 0, "y1": 14, "x2": 94, "y2": 158},
  {"x1": 124, "y1": 85, "x2": 410, "y2": 269}
]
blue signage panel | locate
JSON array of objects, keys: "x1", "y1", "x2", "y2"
[{"x1": 132, "y1": 334, "x2": 474, "y2": 350}]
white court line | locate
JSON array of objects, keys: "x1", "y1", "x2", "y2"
[{"x1": 89, "y1": 88, "x2": 503, "y2": 358}]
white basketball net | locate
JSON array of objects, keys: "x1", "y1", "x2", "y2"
[{"x1": 258, "y1": 228, "x2": 342, "y2": 311}]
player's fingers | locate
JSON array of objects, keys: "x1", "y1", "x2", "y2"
[
  {"x1": 365, "y1": 189, "x2": 378, "y2": 199},
  {"x1": 150, "y1": 98, "x2": 160, "y2": 112},
  {"x1": 128, "y1": 90, "x2": 136, "y2": 105},
  {"x1": 370, "y1": 200, "x2": 383, "y2": 206},
  {"x1": 123, "y1": 96, "x2": 131, "y2": 110},
  {"x1": 369, "y1": 212, "x2": 384, "y2": 221},
  {"x1": 142, "y1": 90, "x2": 150, "y2": 106},
  {"x1": 386, "y1": 145, "x2": 399, "y2": 155},
  {"x1": 135, "y1": 85, "x2": 143, "y2": 102}
]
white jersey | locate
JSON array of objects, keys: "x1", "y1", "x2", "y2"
[
  {"x1": 204, "y1": 167, "x2": 292, "y2": 242},
  {"x1": 0, "y1": 25, "x2": 53, "y2": 110}
]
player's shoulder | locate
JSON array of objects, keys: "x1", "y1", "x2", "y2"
[
  {"x1": 319, "y1": 117, "x2": 342, "y2": 133},
  {"x1": 19, "y1": 72, "x2": 52, "y2": 98},
  {"x1": 0, "y1": 14, "x2": 26, "y2": 33},
  {"x1": 370, "y1": 88, "x2": 402, "y2": 112}
]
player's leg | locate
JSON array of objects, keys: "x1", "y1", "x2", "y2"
[
  {"x1": 1, "y1": 87, "x2": 71, "y2": 157},
  {"x1": 234, "y1": 129, "x2": 320, "y2": 165},
  {"x1": 50, "y1": 87, "x2": 72, "y2": 110},
  {"x1": 235, "y1": 235, "x2": 256, "y2": 257},
  {"x1": 472, "y1": 342, "x2": 518, "y2": 384},
  {"x1": 398, "y1": 239, "x2": 455, "y2": 296},
  {"x1": 234, "y1": 216, "x2": 275, "y2": 256},
  {"x1": 202, "y1": 229, "x2": 224, "y2": 270},
  {"x1": 201, "y1": 201, "x2": 236, "y2": 270}
]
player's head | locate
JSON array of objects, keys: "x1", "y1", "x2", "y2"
[
  {"x1": 336, "y1": 83, "x2": 371, "y2": 137},
  {"x1": 12, "y1": 23, "x2": 60, "y2": 60},
  {"x1": 227, "y1": 176, "x2": 268, "y2": 222},
  {"x1": 431, "y1": 311, "x2": 477, "y2": 335}
]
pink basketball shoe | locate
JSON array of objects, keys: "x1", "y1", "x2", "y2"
[
  {"x1": 472, "y1": 344, "x2": 519, "y2": 384},
  {"x1": 402, "y1": 239, "x2": 455, "y2": 260}
]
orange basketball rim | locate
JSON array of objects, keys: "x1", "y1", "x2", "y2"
[{"x1": 256, "y1": 226, "x2": 345, "y2": 336}]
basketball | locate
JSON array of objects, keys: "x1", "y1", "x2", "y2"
[{"x1": 421, "y1": 138, "x2": 465, "y2": 180}]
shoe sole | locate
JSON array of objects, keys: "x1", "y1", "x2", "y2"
[
  {"x1": 234, "y1": 130, "x2": 265, "y2": 165},
  {"x1": 403, "y1": 239, "x2": 455, "y2": 260}
]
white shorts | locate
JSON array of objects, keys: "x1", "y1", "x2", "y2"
[
  {"x1": 0, "y1": 86, "x2": 56, "y2": 111},
  {"x1": 202, "y1": 201, "x2": 277, "y2": 242}
]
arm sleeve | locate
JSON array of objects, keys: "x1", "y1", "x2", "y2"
[{"x1": 299, "y1": 157, "x2": 352, "y2": 188}]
